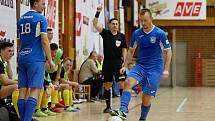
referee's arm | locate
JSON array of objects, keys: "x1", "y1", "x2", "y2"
[{"x1": 93, "y1": 5, "x2": 103, "y2": 33}]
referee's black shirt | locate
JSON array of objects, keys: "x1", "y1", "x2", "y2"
[{"x1": 100, "y1": 29, "x2": 127, "y2": 60}]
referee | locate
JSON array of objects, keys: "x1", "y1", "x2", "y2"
[{"x1": 93, "y1": 5, "x2": 127, "y2": 113}]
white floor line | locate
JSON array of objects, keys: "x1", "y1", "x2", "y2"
[{"x1": 176, "y1": 97, "x2": 188, "y2": 112}]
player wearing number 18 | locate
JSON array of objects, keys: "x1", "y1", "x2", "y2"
[{"x1": 17, "y1": 0, "x2": 55, "y2": 121}]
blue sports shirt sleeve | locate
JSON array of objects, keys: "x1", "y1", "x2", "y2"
[
  {"x1": 129, "y1": 32, "x2": 136, "y2": 48},
  {"x1": 40, "y1": 16, "x2": 48, "y2": 33},
  {"x1": 160, "y1": 31, "x2": 170, "y2": 49}
]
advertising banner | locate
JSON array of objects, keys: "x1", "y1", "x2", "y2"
[
  {"x1": 75, "y1": 0, "x2": 104, "y2": 69},
  {"x1": 0, "y1": 0, "x2": 17, "y2": 79},
  {"x1": 146, "y1": 0, "x2": 206, "y2": 20}
]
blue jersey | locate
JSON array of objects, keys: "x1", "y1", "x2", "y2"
[
  {"x1": 130, "y1": 26, "x2": 170, "y2": 69},
  {"x1": 17, "y1": 10, "x2": 47, "y2": 64}
]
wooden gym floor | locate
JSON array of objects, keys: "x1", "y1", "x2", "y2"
[{"x1": 37, "y1": 87, "x2": 215, "y2": 121}]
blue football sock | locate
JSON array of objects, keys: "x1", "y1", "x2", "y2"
[
  {"x1": 140, "y1": 104, "x2": 151, "y2": 120},
  {"x1": 17, "y1": 99, "x2": 26, "y2": 121},
  {"x1": 24, "y1": 97, "x2": 37, "y2": 121},
  {"x1": 120, "y1": 91, "x2": 131, "y2": 112}
]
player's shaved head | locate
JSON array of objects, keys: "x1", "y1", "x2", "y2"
[{"x1": 139, "y1": 8, "x2": 152, "y2": 18}]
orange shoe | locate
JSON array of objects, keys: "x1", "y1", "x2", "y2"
[
  {"x1": 55, "y1": 102, "x2": 64, "y2": 108},
  {"x1": 59, "y1": 100, "x2": 65, "y2": 106},
  {"x1": 50, "y1": 107, "x2": 64, "y2": 113}
]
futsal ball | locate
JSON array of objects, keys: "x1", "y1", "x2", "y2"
[{"x1": 108, "y1": 116, "x2": 122, "y2": 121}]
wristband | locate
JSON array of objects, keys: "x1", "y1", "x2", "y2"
[{"x1": 95, "y1": 11, "x2": 100, "y2": 18}]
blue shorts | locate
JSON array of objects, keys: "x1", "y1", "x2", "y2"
[
  {"x1": 18, "y1": 62, "x2": 45, "y2": 89},
  {"x1": 127, "y1": 64, "x2": 163, "y2": 96}
]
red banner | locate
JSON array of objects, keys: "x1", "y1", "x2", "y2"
[{"x1": 46, "y1": 0, "x2": 56, "y2": 28}]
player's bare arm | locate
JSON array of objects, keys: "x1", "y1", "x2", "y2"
[
  {"x1": 122, "y1": 48, "x2": 127, "y2": 66},
  {"x1": 120, "y1": 46, "x2": 136, "y2": 74},
  {"x1": 163, "y1": 48, "x2": 172, "y2": 78},
  {"x1": 0, "y1": 74, "x2": 18, "y2": 85},
  {"x1": 6, "y1": 60, "x2": 13, "y2": 79},
  {"x1": 41, "y1": 33, "x2": 55, "y2": 71},
  {"x1": 120, "y1": 48, "x2": 127, "y2": 74},
  {"x1": 55, "y1": 63, "x2": 62, "y2": 81},
  {"x1": 125, "y1": 45, "x2": 137, "y2": 67}
]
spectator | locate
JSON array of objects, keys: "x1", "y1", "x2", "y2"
[{"x1": 79, "y1": 51, "x2": 103, "y2": 100}]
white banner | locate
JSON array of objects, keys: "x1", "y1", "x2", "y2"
[
  {"x1": 0, "y1": 0, "x2": 17, "y2": 79},
  {"x1": 146, "y1": 0, "x2": 206, "y2": 20},
  {"x1": 20, "y1": 0, "x2": 30, "y2": 16},
  {"x1": 75, "y1": 0, "x2": 104, "y2": 69},
  {"x1": 46, "y1": 0, "x2": 59, "y2": 44},
  {"x1": 119, "y1": 0, "x2": 125, "y2": 34},
  {"x1": 133, "y1": 0, "x2": 138, "y2": 27},
  {"x1": 109, "y1": 0, "x2": 114, "y2": 19}
]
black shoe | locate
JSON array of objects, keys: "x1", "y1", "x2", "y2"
[
  {"x1": 139, "y1": 118, "x2": 145, "y2": 121},
  {"x1": 32, "y1": 118, "x2": 39, "y2": 121},
  {"x1": 112, "y1": 94, "x2": 120, "y2": 98},
  {"x1": 103, "y1": 107, "x2": 112, "y2": 113},
  {"x1": 100, "y1": 96, "x2": 107, "y2": 100},
  {"x1": 109, "y1": 109, "x2": 127, "y2": 120}
]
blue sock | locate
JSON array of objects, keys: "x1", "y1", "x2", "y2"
[
  {"x1": 140, "y1": 104, "x2": 151, "y2": 120},
  {"x1": 120, "y1": 91, "x2": 131, "y2": 112},
  {"x1": 24, "y1": 97, "x2": 37, "y2": 121},
  {"x1": 17, "y1": 99, "x2": 26, "y2": 121}
]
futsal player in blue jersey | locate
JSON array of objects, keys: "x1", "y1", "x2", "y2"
[
  {"x1": 110, "y1": 8, "x2": 172, "y2": 121},
  {"x1": 17, "y1": 0, "x2": 55, "y2": 121}
]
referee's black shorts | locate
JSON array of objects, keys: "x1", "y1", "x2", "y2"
[{"x1": 102, "y1": 59, "x2": 125, "y2": 83}]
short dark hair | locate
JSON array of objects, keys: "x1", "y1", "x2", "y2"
[
  {"x1": 50, "y1": 43, "x2": 58, "y2": 51},
  {"x1": 109, "y1": 18, "x2": 118, "y2": 24},
  {"x1": 30, "y1": 0, "x2": 39, "y2": 7},
  {"x1": 139, "y1": 8, "x2": 152, "y2": 17},
  {"x1": 47, "y1": 28, "x2": 53, "y2": 32},
  {"x1": 0, "y1": 41, "x2": 14, "y2": 50}
]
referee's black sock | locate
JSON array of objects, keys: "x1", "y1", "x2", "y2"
[
  {"x1": 120, "y1": 89, "x2": 123, "y2": 96},
  {"x1": 104, "y1": 89, "x2": 111, "y2": 108}
]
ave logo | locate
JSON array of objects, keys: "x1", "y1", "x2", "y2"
[{"x1": 174, "y1": 2, "x2": 202, "y2": 16}]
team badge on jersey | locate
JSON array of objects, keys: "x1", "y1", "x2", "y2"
[
  {"x1": 150, "y1": 37, "x2": 156, "y2": 44},
  {"x1": 115, "y1": 40, "x2": 121, "y2": 47}
]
